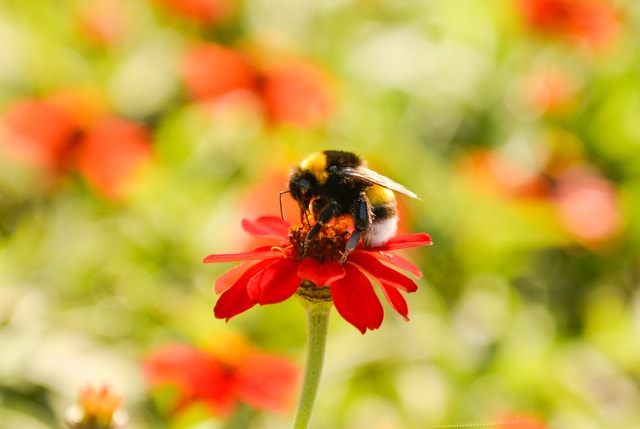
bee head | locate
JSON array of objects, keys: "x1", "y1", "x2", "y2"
[
  {"x1": 288, "y1": 152, "x2": 329, "y2": 207},
  {"x1": 288, "y1": 168, "x2": 319, "y2": 208}
]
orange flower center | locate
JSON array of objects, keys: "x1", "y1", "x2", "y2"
[{"x1": 288, "y1": 218, "x2": 352, "y2": 263}]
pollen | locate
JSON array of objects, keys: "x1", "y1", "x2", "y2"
[
  {"x1": 288, "y1": 218, "x2": 352, "y2": 263},
  {"x1": 271, "y1": 245, "x2": 292, "y2": 257}
]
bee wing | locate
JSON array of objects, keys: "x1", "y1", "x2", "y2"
[{"x1": 340, "y1": 167, "x2": 419, "y2": 199}]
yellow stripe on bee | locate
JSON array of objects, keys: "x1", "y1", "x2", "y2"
[
  {"x1": 300, "y1": 152, "x2": 329, "y2": 184},
  {"x1": 366, "y1": 185, "x2": 395, "y2": 204}
]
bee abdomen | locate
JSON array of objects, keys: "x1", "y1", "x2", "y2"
[
  {"x1": 363, "y1": 215, "x2": 399, "y2": 247},
  {"x1": 361, "y1": 185, "x2": 399, "y2": 247}
]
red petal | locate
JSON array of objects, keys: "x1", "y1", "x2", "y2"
[
  {"x1": 215, "y1": 258, "x2": 277, "y2": 294},
  {"x1": 215, "y1": 260, "x2": 253, "y2": 294},
  {"x1": 347, "y1": 253, "x2": 418, "y2": 292},
  {"x1": 235, "y1": 353, "x2": 300, "y2": 413},
  {"x1": 330, "y1": 264, "x2": 383, "y2": 334},
  {"x1": 379, "y1": 283, "x2": 410, "y2": 320},
  {"x1": 371, "y1": 232, "x2": 432, "y2": 251},
  {"x1": 203, "y1": 245, "x2": 281, "y2": 263},
  {"x1": 246, "y1": 258, "x2": 301, "y2": 304},
  {"x1": 142, "y1": 344, "x2": 237, "y2": 414},
  {"x1": 214, "y1": 281, "x2": 257, "y2": 320},
  {"x1": 297, "y1": 258, "x2": 345, "y2": 287},
  {"x1": 241, "y1": 216, "x2": 290, "y2": 240},
  {"x1": 368, "y1": 251, "x2": 422, "y2": 278}
]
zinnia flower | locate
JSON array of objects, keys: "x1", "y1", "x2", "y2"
[
  {"x1": 76, "y1": 0, "x2": 131, "y2": 47},
  {"x1": 0, "y1": 99, "x2": 77, "y2": 172},
  {"x1": 143, "y1": 342, "x2": 300, "y2": 416},
  {"x1": 260, "y1": 60, "x2": 334, "y2": 128},
  {"x1": 552, "y1": 168, "x2": 622, "y2": 245},
  {"x1": 74, "y1": 117, "x2": 152, "y2": 200},
  {"x1": 152, "y1": 0, "x2": 234, "y2": 26},
  {"x1": 181, "y1": 42, "x2": 257, "y2": 101},
  {"x1": 522, "y1": 68, "x2": 578, "y2": 116},
  {"x1": 517, "y1": 0, "x2": 621, "y2": 50},
  {"x1": 203, "y1": 216, "x2": 432, "y2": 333},
  {"x1": 65, "y1": 384, "x2": 128, "y2": 429},
  {"x1": 494, "y1": 413, "x2": 548, "y2": 429}
]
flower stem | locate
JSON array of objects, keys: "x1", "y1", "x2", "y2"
[{"x1": 293, "y1": 299, "x2": 332, "y2": 429}]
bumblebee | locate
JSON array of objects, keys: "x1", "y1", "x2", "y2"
[{"x1": 286, "y1": 150, "x2": 418, "y2": 257}]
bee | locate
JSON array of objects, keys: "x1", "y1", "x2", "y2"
[{"x1": 284, "y1": 150, "x2": 418, "y2": 258}]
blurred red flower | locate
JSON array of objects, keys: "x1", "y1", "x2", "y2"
[
  {"x1": 457, "y1": 144, "x2": 622, "y2": 247},
  {"x1": 456, "y1": 149, "x2": 550, "y2": 199},
  {"x1": 74, "y1": 118, "x2": 152, "y2": 199},
  {"x1": 77, "y1": 0, "x2": 131, "y2": 46},
  {"x1": 523, "y1": 68, "x2": 578, "y2": 115},
  {"x1": 0, "y1": 99, "x2": 77, "y2": 172},
  {"x1": 495, "y1": 413, "x2": 548, "y2": 429},
  {"x1": 48, "y1": 88, "x2": 107, "y2": 131},
  {"x1": 153, "y1": 0, "x2": 234, "y2": 26},
  {"x1": 261, "y1": 60, "x2": 334, "y2": 128},
  {"x1": 143, "y1": 341, "x2": 300, "y2": 416},
  {"x1": 204, "y1": 216, "x2": 431, "y2": 333},
  {"x1": 181, "y1": 43, "x2": 257, "y2": 101},
  {"x1": 517, "y1": 0, "x2": 621, "y2": 50},
  {"x1": 552, "y1": 168, "x2": 622, "y2": 245}
]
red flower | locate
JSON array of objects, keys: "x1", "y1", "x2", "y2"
[
  {"x1": 203, "y1": 216, "x2": 432, "y2": 334},
  {"x1": 517, "y1": 0, "x2": 621, "y2": 50},
  {"x1": 74, "y1": 118, "x2": 152, "y2": 200},
  {"x1": 552, "y1": 168, "x2": 622, "y2": 245},
  {"x1": 456, "y1": 148, "x2": 555, "y2": 199},
  {"x1": 153, "y1": 0, "x2": 234, "y2": 26},
  {"x1": 143, "y1": 342, "x2": 300, "y2": 416},
  {"x1": 77, "y1": 0, "x2": 131, "y2": 46},
  {"x1": 0, "y1": 99, "x2": 76, "y2": 172},
  {"x1": 261, "y1": 60, "x2": 334, "y2": 128},
  {"x1": 522, "y1": 68, "x2": 578, "y2": 115},
  {"x1": 494, "y1": 413, "x2": 548, "y2": 429},
  {"x1": 181, "y1": 43, "x2": 257, "y2": 101}
]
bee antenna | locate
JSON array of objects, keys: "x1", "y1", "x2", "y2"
[{"x1": 279, "y1": 190, "x2": 290, "y2": 220}]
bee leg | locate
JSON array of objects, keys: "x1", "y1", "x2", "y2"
[
  {"x1": 303, "y1": 202, "x2": 339, "y2": 257},
  {"x1": 340, "y1": 230, "x2": 361, "y2": 263},
  {"x1": 341, "y1": 195, "x2": 371, "y2": 262},
  {"x1": 279, "y1": 190, "x2": 291, "y2": 220},
  {"x1": 300, "y1": 207, "x2": 311, "y2": 227}
]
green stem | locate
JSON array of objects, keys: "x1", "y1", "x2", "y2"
[{"x1": 293, "y1": 300, "x2": 332, "y2": 429}]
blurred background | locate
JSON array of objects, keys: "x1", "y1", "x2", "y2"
[{"x1": 1, "y1": 0, "x2": 639, "y2": 428}]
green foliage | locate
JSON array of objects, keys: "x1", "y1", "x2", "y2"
[{"x1": 1, "y1": 0, "x2": 639, "y2": 428}]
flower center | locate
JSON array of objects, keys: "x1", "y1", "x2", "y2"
[{"x1": 288, "y1": 217, "x2": 352, "y2": 263}]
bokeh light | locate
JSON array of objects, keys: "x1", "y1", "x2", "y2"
[{"x1": 1, "y1": 0, "x2": 639, "y2": 428}]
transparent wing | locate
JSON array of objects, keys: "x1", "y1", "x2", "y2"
[{"x1": 340, "y1": 167, "x2": 419, "y2": 199}]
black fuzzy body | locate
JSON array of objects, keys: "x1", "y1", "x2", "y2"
[{"x1": 288, "y1": 150, "x2": 400, "y2": 252}]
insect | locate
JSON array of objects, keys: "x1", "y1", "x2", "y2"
[{"x1": 284, "y1": 150, "x2": 418, "y2": 258}]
